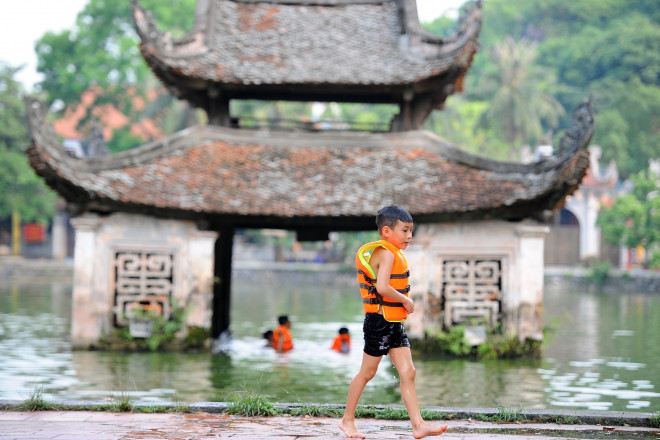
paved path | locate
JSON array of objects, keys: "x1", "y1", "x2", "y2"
[{"x1": 1, "y1": 411, "x2": 658, "y2": 440}]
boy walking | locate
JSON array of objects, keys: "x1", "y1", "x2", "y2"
[{"x1": 339, "y1": 205, "x2": 448, "y2": 439}]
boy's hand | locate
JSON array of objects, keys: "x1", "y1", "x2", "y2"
[{"x1": 403, "y1": 296, "x2": 414, "y2": 314}]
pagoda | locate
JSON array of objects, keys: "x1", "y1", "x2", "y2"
[{"x1": 24, "y1": 0, "x2": 594, "y2": 349}]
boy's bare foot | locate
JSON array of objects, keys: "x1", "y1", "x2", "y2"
[
  {"x1": 412, "y1": 422, "x2": 448, "y2": 439},
  {"x1": 339, "y1": 420, "x2": 366, "y2": 438}
]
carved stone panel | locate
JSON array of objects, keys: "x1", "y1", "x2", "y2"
[
  {"x1": 442, "y1": 258, "x2": 502, "y2": 328},
  {"x1": 112, "y1": 250, "x2": 174, "y2": 326}
]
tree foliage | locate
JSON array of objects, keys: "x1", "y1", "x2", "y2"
[
  {"x1": 475, "y1": 36, "x2": 564, "y2": 159},
  {"x1": 423, "y1": 0, "x2": 660, "y2": 175},
  {"x1": 597, "y1": 170, "x2": 660, "y2": 268},
  {"x1": 0, "y1": 63, "x2": 57, "y2": 224},
  {"x1": 35, "y1": 0, "x2": 196, "y2": 107},
  {"x1": 34, "y1": 0, "x2": 199, "y2": 153}
]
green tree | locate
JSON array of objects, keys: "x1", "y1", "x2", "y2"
[
  {"x1": 0, "y1": 63, "x2": 57, "y2": 228},
  {"x1": 423, "y1": 96, "x2": 510, "y2": 160},
  {"x1": 0, "y1": 64, "x2": 28, "y2": 151},
  {"x1": 598, "y1": 170, "x2": 660, "y2": 268},
  {"x1": 35, "y1": 0, "x2": 196, "y2": 107},
  {"x1": 433, "y1": 0, "x2": 660, "y2": 176},
  {"x1": 34, "y1": 0, "x2": 198, "y2": 152},
  {"x1": 476, "y1": 36, "x2": 564, "y2": 160}
]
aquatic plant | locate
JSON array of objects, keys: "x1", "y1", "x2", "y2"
[
  {"x1": 413, "y1": 325, "x2": 541, "y2": 359},
  {"x1": 587, "y1": 260, "x2": 611, "y2": 288}
]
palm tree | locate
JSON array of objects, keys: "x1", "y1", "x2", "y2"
[{"x1": 478, "y1": 36, "x2": 565, "y2": 160}]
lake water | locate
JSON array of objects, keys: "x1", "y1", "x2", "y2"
[{"x1": 0, "y1": 277, "x2": 658, "y2": 412}]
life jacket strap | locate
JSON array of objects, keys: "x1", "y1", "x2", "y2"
[
  {"x1": 362, "y1": 293, "x2": 404, "y2": 308},
  {"x1": 356, "y1": 269, "x2": 375, "y2": 283},
  {"x1": 389, "y1": 270, "x2": 410, "y2": 279},
  {"x1": 359, "y1": 283, "x2": 375, "y2": 291},
  {"x1": 358, "y1": 269, "x2": 409, "y2": 282},
  {"x1": 381, "y1": 299, "x2": 404, "y2": 308}
]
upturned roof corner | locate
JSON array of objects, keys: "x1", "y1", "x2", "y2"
[{"x1": 131, "y1": 0, "x2": 482, "y2": 119}]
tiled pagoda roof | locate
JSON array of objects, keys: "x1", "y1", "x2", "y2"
[
  {"x1": 131, "y1": 0, "x2": 481, "y2": 108},
  {"x1": 24, "y1": 97, "x2": 594, "y2": 230}
]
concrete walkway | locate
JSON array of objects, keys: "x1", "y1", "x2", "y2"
[{"x1": 1, "y1": 410, "x2": 658, "y2": 440}]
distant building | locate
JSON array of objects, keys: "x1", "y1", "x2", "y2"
[{"x1": 545, "y1": 145, "x2": 620, "y2": 266}]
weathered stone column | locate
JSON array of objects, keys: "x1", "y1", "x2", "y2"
[
  {"x1": 514, "y1": 224, "x2": 549, "y2": 341},
  {"x1": 185, "y1": 229, "x2": 218, "y2": 330},
  {"x1": 69, "y1": 214, "x2": 101, "y2": 348},
  {"x1": 404, "y1": 220, "x2": 549, "y2": 342},
  {"x1": 51, "y1": 210, "x2": 68, "y2": 260}
]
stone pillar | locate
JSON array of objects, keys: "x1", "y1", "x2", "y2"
[
  {"x1": 69, "y1": 214, "x2": 101, "y2": 348},
  {"x1": 51, "y1": 210, "x2": 68, "y2": 260},
  {"x1": 566, "y1": 192, "x2": 601, "y2": 260},
  {"x1": 405, "y1": 220, "x2": 548, "y2": 342},
  {"x1": 212, "y1": 226, "x2": 234, "y2": 338},
  {"x1": 185, "y1": 229, "x2": 218, "y2": 330},
  {"x1": 514, "y1": 224, "x2": 549, "y2": 341}
]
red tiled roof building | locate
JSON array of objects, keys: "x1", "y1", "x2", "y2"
[{"x1": 25, "y1": 0, "x2": 594, "y2": 348}]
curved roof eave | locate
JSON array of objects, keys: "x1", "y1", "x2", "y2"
[
  {"x1": 131, "y1": 0, "x2": 482, "y2": 89},
  {"x1": 24, "y1": 96, "x2": 594, "y2": 229}
]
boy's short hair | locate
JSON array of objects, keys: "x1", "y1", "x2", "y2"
[
  {"x1": 278, "y1": 315, "x2": 290, "y2": 325},
  {"x1": 376, "y1": 205, "x2": 413, "y2": 232},
  {"x1": 338, "y1": 327, "x2": 349, "y2": 335}
]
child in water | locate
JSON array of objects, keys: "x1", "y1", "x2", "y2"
[
  {"x1": 331, "y1": 327, "x2": 351, "y2": 353},
  {"x1": 273, "y1": 315, "x2": 293, "y2": 352}
]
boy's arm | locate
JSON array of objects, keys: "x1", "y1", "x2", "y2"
[{"x1": 373, "y1": 248, "x2": 414, "y2": 313}]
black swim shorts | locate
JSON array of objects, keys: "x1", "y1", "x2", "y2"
[{"x1": 363, "y1": 313, "x2": 410, "y2": 357}]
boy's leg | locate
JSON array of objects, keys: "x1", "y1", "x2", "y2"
[
  {"x1": 389, "y1": 347, "x2": 448, "y2": 439},
  {"x1": 339, "y1": 352, "x2": 382, "y2": 439}
]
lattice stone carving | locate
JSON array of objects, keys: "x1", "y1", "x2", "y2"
[
  {"x1": 442, "y1": 258, "x2": 502, "y2": 328},
  {"x1": 113, "y1": 251, "x2": 174, "y2": 326}
]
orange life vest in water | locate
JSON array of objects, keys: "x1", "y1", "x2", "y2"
[
  {"x1": 272, "y1": 325, "x2": 293, "y2": 351},
  {"x1": 331, "y1": 333, "x2": 351, "y2": 353},
  {"x1": 355, "y1": 240, "x2": 410, "y2": 322}
]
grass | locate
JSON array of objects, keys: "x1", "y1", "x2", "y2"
[
  {"x1": 650, "y1": 411, "x2": 660, "y2": 428},
  {"x1": 551, "y1": 414, "x2": 580, "y2": 425},
  {"x1": 476, "y1": 403, "x2": 526, "y2": 423},
  {"x1": 7, "y1": 390, "x2": 657, "y2": 429},
  {"x1": 109, "y1": 390, "x2": 134, "y2": 412},
  {"x1": 226, "y1": 391, "x2": 277, "y2": 417},
  {"x1": 289, "y1": 403, "x2": 342, "y2": 418},
  {"x1": 17, "y1": 387, "x2": 54, "y2": 411}
]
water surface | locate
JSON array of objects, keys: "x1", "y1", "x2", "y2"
[{"x1": 0, "y1": 278, "x2": 658, "y2": 411}]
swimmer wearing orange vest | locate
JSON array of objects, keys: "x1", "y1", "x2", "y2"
[
  {"x1": 272, "y1": 315, "x2": 293, "y2": 352},
  {"x1": 331, "y1": 327, "x2": 351, "y2": 353}
]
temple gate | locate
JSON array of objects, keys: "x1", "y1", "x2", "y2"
[{"x1": 25, "y1": 0, "x2": 594, "y2": 349}]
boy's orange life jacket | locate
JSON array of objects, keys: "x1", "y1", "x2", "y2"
[
  {"x1": 272, "y1": 325, "x2": 293, "y2": 351},
  {"x1": 355, "y1": 240, "x2": 410, "y2": 322}
]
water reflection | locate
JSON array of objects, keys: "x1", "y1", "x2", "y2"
[{"x1": 0, "y1": 278, "x2": 658, "y2": 412}]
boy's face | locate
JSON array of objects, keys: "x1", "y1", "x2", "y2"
[{"x1": 383, "y1": 220, "x2": 414, "y2": 250}]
